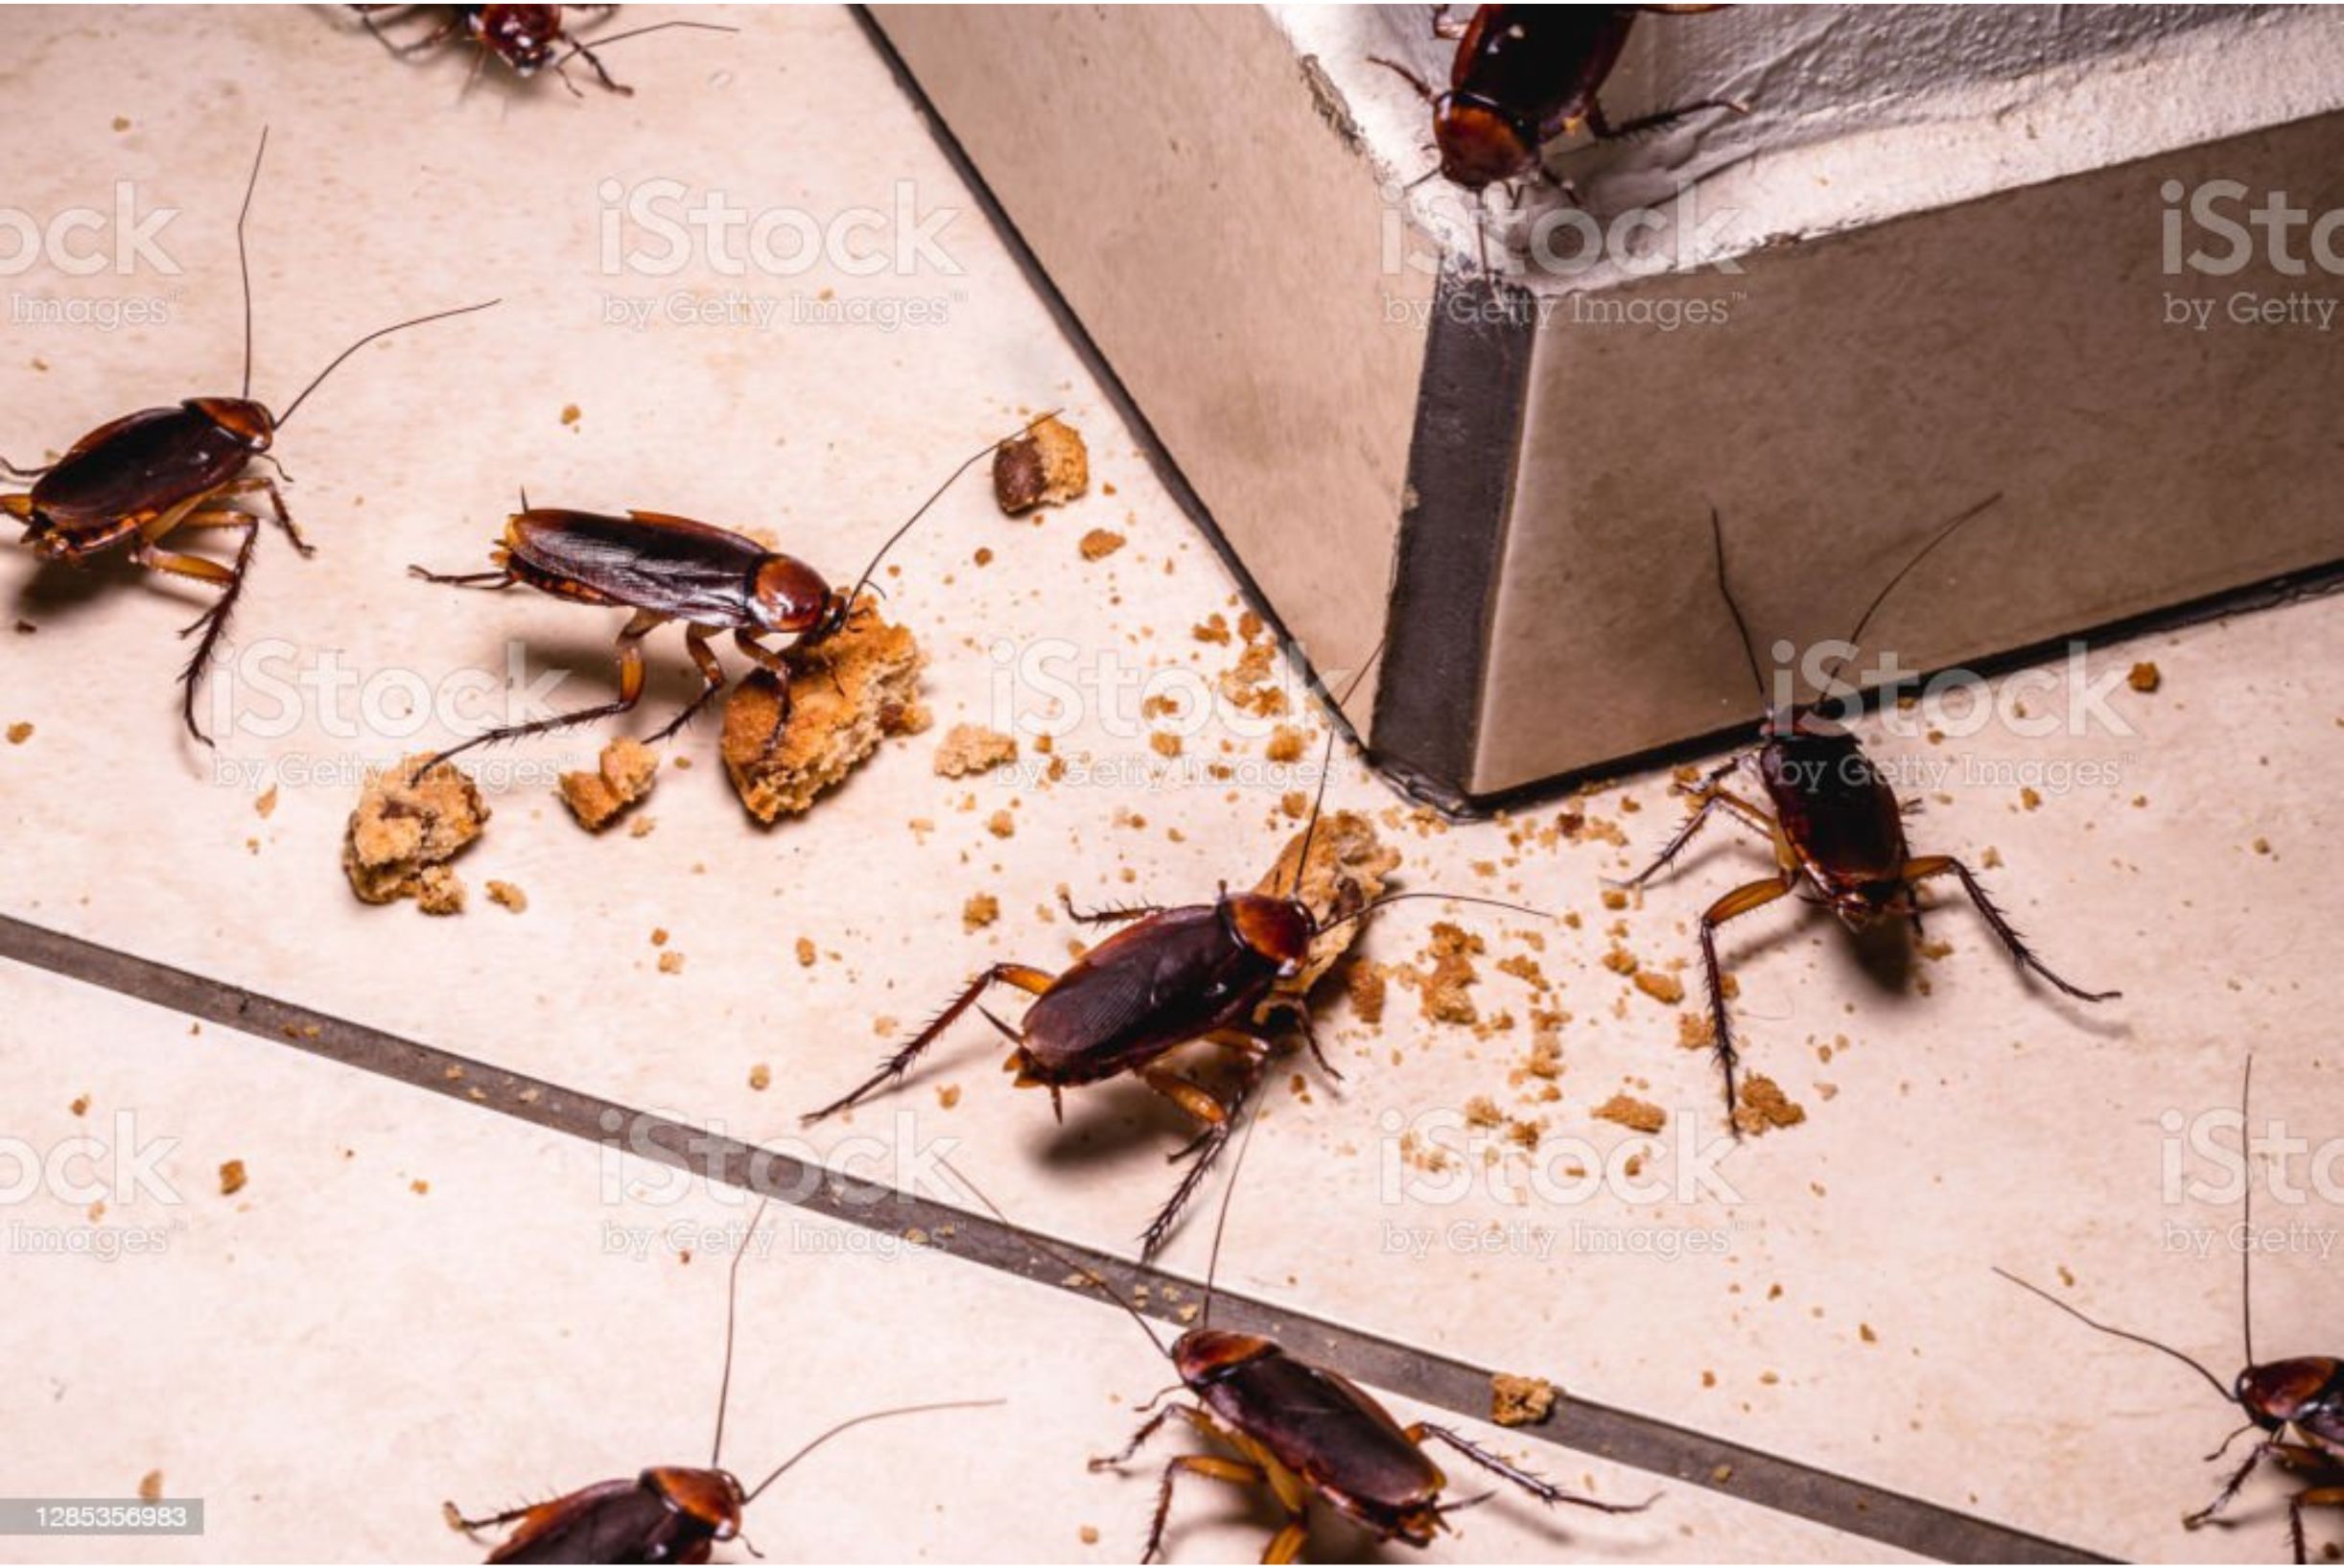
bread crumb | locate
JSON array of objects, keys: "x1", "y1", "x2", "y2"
[
  {"x1": 69, "y1": 1094, "x2": 89, "y2": 1117},
  {"x1": 963, "y1": 892, "x2": 1000, "y2": 930},
  {"x1": 934, "y1": 723, "x2": 1019, "y2": 779},
  {"x1": 795, "y1": 937, "x2": 817, "y2": 967},
  {"x1": 2019, "y1": 786, "x2": 2043, "y2": 811},
  {"x1": 993, "y1": 414, "x2": 1089, "y2": 513},
  {"x1": 410, "y1": 1179, "x2": 431, "y2": 1196},
  {"x1": 253, "y1": 785, "x2": 278, "y2": 819},
  {"x1": 2127, "y1": 661, "x2": 2161, "y2": 693},
  {"x1": 723, "y1": 599, "x2": 926, "y2": 822},
  {"x1": 343, "y1": 758, "x2": 487, "y2": 912},
  {"x1": 1632, "y1": 970, "x2": 1685, "y2": 1006},
  {"x1": 219, "y1": 1159, "x2": 247, "y2": 1197},
  {"x1": 1732, "y1": 1075, "x2": 1807, "y2": 1135},
  {"x1": 939, "y1": 1085, "x2": 962, "y2": 1110},
  {"x1": 1079, "y1": 527, "x2": 1126, "y2": 561},
  {"x1": 658, "y1": 951, "x2": 686, "y2": 975},
  {"x1": 1079, "y1": 1526, "x2": 1100, "y2": 1546},
  {"x1": 1595, "y1": 1093, "x2": 1666, "y2": 1134},
  {"x1": 558, "y1": 737, "x2": 659, "y2": 831},
  {"x1": 7, "y1": 721, "x2": 32, "y2": 744},
  {"x1": 1346, "y1": 961, "x2": 1387, "y2": 1025},
  {"x1": 560, "y1": 403, "x2": 581, "y2": 427},
  {"x1": 1490, "y1": 1372, "x2": 1558, "y2": 1427},
  {"x1": 485, "y1": 879, "x2": 528, "y2": 914},
  {"x1": 138, "y1": 1470, "x2": 162, "y2": 1502},
  {"x1": 987, "y1": 808, "x2": 1017, "y2": 838},
  {"x1": 1252, "y1": 812, "x2": 1398, "y2": 1024},
  {"x1": 748, "y1": 1063, "x2": 771, "y2": 1091},
  {"x1": 1265, "y1": 725, "x2": 1306, "y2": 763}
]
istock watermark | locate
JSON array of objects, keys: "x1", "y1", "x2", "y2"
[
  {"x1": 0, "y1": 1113, "x2": 183, "y2": 1209},
  {"x1": 594, "y1": 1108, "x2": 963, "y2": 1210},
  {"x1": 2160, "y1": 1105, "x2": 2344, "y2": 1209},
  {"x1": 596, "y1": 177, "x2": 963, "y2": 279},
  {"x1": 0, "y1": 185, "x2": 181, "y2": 277},
  {"x1": 2158, "y1": 176, "x2": 2343, "y2": 334},
  {"x1": 1375, "y1": 1106, "x2": 1743, "y2": 1210}
]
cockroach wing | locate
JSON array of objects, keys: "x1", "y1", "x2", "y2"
[
  {"x1": 1019, "y1": 904, "x2": 1277, "y2": 1083},
  {"x1": 484, "y1": 1476, "x2": 712, "y2": 1565},
  {"x1": 28, "y1": 406, "x2": 252, "y2": 531},
  {"x1": 1761, "y1": 731, "x2": 1909, "y2": 885},
  {"x1": 506, "y1": 510, "x2": 769, "y2": 627},
  {"x1": 1202, "y1": 1348, "x2": 1445, "y2": 1520}
]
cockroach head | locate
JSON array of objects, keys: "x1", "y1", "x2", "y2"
[
  {"x1": 750, "y1": 553, "x2": 837, "y2": 637},
  {"x1": 480, "y1": 4, "x2": 563, "y2": 74},
  {"x1": 642, "y1": 1466, "x2": 744, "y2": 1539},
  {"x1": 2235, "y1": 1360, "x2": 2334, "y2": 1431},
  {"x1": 1434, "y1": 96, "x2": 1538, "y2": 190},
  {"x1": 1169, "y1": 1327, "x2": 1276, "y2": 1388},
  {"x1": 1221, "y1": 892, "x2": 1314, "y2": 978},
  {"x1": 187, "y1": 397, "x2": 275, "y2": 452}
]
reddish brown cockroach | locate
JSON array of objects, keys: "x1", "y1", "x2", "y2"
[
  {"x1": 804, "y1": 665, "x2": 1544, "y2": 1257},
  {"x1": 1, "y1": 131, "x2": 496, "y2": 745},
  {"x1": 1374, "y1": 6, "x2": 1743, "y2": 194},
  {"x1": 1997, "y1": 1061, "x2": 2341, "y2": 1564},
  {"x1": 445, "y1": 1199, "x2": 999, "y2": 1563},
  {"x1": 1619, "y1": 500, "x2": 2118, "y2": 1129},
  {"x1": 354, "y1": 6, "x2": 736, "y2": 97},
  {"x1": 948, "y1": 1126, "x2": 1653, "y2": 1563},
  {"x1": 409, "y1": 415, "x2": 1050, "y2": 766}
]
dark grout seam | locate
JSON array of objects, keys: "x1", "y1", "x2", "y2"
[{"x1": 3, "y1": 912, "x2": 2104, "y2": 1565}]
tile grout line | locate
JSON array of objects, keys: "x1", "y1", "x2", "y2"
[{"x1": 3, "y1": 913, "x2": 2104, "y2": 1565}]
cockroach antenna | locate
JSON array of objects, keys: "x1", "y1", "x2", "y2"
[
  {"x1": 1706, "y1": 505, "x2": 1768, "y2": 707},
  {"x1": 739, "y1": 1397, "x2": 1006, "y2": 1506},
  {"x1": 828, "y1": 410, "x2": 1063, "y2": 635},
  {"x1": 1196, "y1": 1094, "x2": 1267, "y2": 1332},
  {"x1": 236, "y1": 129, "x2": 267, "y2": 401},
  {"x1": 1321, "y1": 891, "x2": 1551, "y2": 938},
  {"x1": 273, "y1": 297, "x2": 502, "y2": 431},
  {"x1": 1289, "y1": 635, "x2": 1388, "y2": 901},
  {"x1": 550, "y1": 17, "x2": 741, "y2": 82},
  {"x1": 2238, "y1": 1054, "x2": 2258, "y2": 1369},
  {"x1": 1811, "y1": 491, "x2": 2003, "y2": 703},
  {"x1": 710, "y1": 1197, "x2": 775, "y2": 1467},
  {"x1": 1989, "y1": 1267, "x2": 2231, "y2": 1403},
  {"x1": 936, "y1": 1155, "x2": 1174, "y2": 1360}
]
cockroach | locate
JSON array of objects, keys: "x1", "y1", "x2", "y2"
[
  {"x1": 408, "y1": 414, "x2": 1050, "y2": 768},
  {"x1": 1997, "y1": 1060, "x2": 2341, "y2": 1564},
  {"x1": 1, "y1": 131, "x2": 496, "y2": 745},
  {"x1": 947, "y1": 1126, "x2": 1654, "y2": 1564},
  {"x1": 445, "y1": 1199, "x2": 1000, "y2": 1563},
  {"x1": 354, "y1": 7, "x2": 736, "y2": 97},
  {"x1": 1373, "y1": 6, "x2": 1744, "y2": 194},
  {"x1": 803, "y1": 659, "x2": 1544, "y2": 1256},
  {"x1": 1617, "y1": 499, "x2": 2119, "y2": 1129}
]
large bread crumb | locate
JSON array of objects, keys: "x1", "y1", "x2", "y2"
[
  {"x1": 342, "y1": 757, "x2": 488, "y2": 912},
  {"x1": 558, "y1": 737, "x2": 658, "y2": 831},
  {"x1": 720, "y1": 600, "x2": 926, "y2": 823},
  {"x1": 1490, "y1": 1373, "x2": 1558, "y2": 1427},
  {"x1": 993, "y1": 415, "x2": 1089, "y2": 514},
  {"x1": 934, "y1": 723, "x2": 1019, "y2": 779}
]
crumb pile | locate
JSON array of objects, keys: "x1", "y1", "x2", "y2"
[{"x1": 720, "y1": 598, "x2": 926, "y2": 822}]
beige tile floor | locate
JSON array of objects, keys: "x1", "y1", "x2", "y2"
[{"x1": 2, "y1": 6, "x2": 2340, "y2": 1564}]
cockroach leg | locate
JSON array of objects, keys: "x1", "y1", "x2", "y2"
[
  {"x1": 1291, "y1": 1006, "x2": 1343, "y2": 1083},
  {"x1": 440, "y1": 1497, "x2": 533, "y2": 1535},
  {"x1": 1369, "y1": 55, "x2": 1440, "y2": 104},
  {"x1": 1139, "y1": 1048, "x2": 1267, "y2": 1256},
  {"x1": 1615, "y1": 782, "x2": 1773, "y2": 891},
  {"x1": 1583, "y1": 94, "x2": 1749, "y2": 143},
  {"x1": 1058, "y1": 889, "x2": 1166, "y2": 926},
  {"x1": 1146, "y1": 1454, "x2": 1270, "y2": 1566},
  {"x1": 1900, "y1": 854, "x2": 2121, "y2": 1003},
  {"x1": 1408, "y1": 1422, "x2": 1655, "y2": 1514},
  {"x1": 1088, "y1": 1403, "x2": 1189, "y2": 1472},
  {"x1": 427, "y1": 608, "x2": 658, "y2": 766},
  {"x1": 800, "y1": 964, "x2": 1056, "y2": 1125},
  {"x1": 0, "y1": 455, "x2": 52, "y2": 480},
  {"x1": 2290, "y1": 1485, "x2": 2344, "y2": 1565},
  {"x1": 1698, "y1": 873, "x2": 1796, "y2": 1125},
  {"x1": 2188, "y1": 1439, "x2": 2280, "y2": 1530},
  {"x1": 407, "y1": 563, "x2": 517, "y2": 590},
  {"x1": 645, "y1": 623, "x2": 727, "y2": 743},
  {"x1": 360, "y1": 7, "x2": 462, "y2": 60}
]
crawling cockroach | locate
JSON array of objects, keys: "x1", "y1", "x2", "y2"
[
  {"x1": 354, "y1": 6, "x2": 735, "y2": 96},
  {"x1": 1, "y1": 131, "x2": 494, "y2": 744},
  {"x1": 805, "y1": 659, "x2": 1543, "y2": 1256},
  {"x1": 409, "y1": 415, "x2": 1048, "y2": 767},
  {"x1": 1374, "y1": 6, "x2": 1743, "y2": 194},
  {"x1": 1618, "y1": 500, "x2": 2118, "y2": 1129},
  {"x1": 445, "y1": 1199, "x2": 998, "y2": 1563},
  {"x1": 1997, "y1": 1061, "x2": 2340, "y2": 1564},
  {"x1": 949, "y1": 1128, "x2": 1653, "y2": 1563}
]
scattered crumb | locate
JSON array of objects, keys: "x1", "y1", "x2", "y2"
[
  {"x1": 6, "y1": 722, "x2": 31, "y2": 744},
  {"x1": 1079, "y1": 1526, "x2": 1100, "y2": 1547},
  {"x1": 795, "y1": 938, "x2": 818, "y2": 967},
  {"x1": 1732, "y1": 1075, "x2": 1808, "y2": 1135},
  {"x1": 658, "y1": 951, "x2": 686, "y2": 975},
  {"x1": 1265, "y1": 725, "x2": 1306, "y2": 763},
  {"x1": 2127, "y1": 660, "x2": 2161, "y2": 693},
  {"x1": 69, "y1": 1094, "x2": 89, "y2": 1117},
  {"x1": 987, "y1": 808, "x2": 1017, "y2": 838},
  {"x1": 1346, "y1": 961, "x2": 1388, "y2": 1026},
  {"x1": 253, "y1": 785, "x2": 278, "y2": 819},
  {"x1": 219, "y1": 1159, "x2": 246, "y2": 1197},
  {"x1": 560, "y1": 403, "x2": 581, "y2": 428},
  {"x1": 1078, "y1": 527, "x2": 1126, "y2": 561},
  {"x1": 993, "y1": 414, "x2": 1089, "y2": 513},
  {"x1": 410, "y1": 1179, "x2": 431, "y2": 1196},
  {"x1": 1632, "y1": 970, "x2": 1685, "y2": 1006},
  {"x1": 1490, "y1": 1372, "x2": 1558, "y2": 1427},
  {"x1": 722, "y1": 599, "x2": 926, "y2": 822},
  {"x1": 485, "y1": 879, "x2": 528, "y2": 914},
  {"x1": 558, "y1": 737, "x2": 659, "y2": 831},
  {"x1": 1594, "y1": 1094, "x2": 1667, "y2": 1135},
  {"x1": 342, "y1": 757, "x2": 488, "y2": 912},
  {"x1": 748, "y1": 1063, "x2": 771, "y2": 1091},
  {"x1": 963, "y1": 892, "x2": 1000, "y2": 930},
  {"x1": 138, "y1": 1470, "x2": 162, "y2": 1502},
  {"x1": 934, "y1": 723, "x2": 1019, "y2": 779},
  {"x1": 938, "y1": 1085, "x2": 962, "y2": 1110},
  {"x1": 2019, "y1": 786, "x2": 2042, "y2": 811}
]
